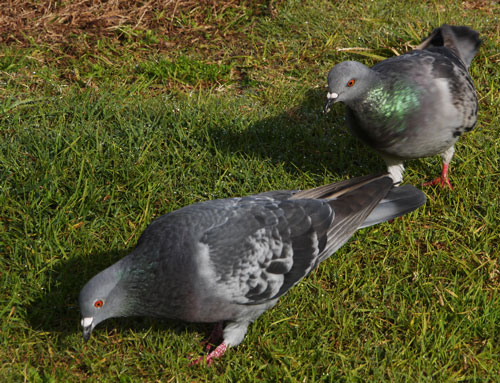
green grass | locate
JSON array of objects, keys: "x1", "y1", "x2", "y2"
[
  {"x1": 136, "y1": 55, "x2": 234, "y2": 86},
  {"x1": 1, "y1": 0, "x2": 500, "y2": 381}
]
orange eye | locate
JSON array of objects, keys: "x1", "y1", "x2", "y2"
[
  {"x1": 347, "y1": 79, "x2": 355, "y2": 87},
  {"x1": 94, "y1": 300, "x2": 104, "y2": 308}
]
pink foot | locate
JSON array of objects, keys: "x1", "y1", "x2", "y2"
[
  {"x1": 189, "y1": 342, "x2": 227, "y2": 366},
  {"x1": 205, "y1": 342, "x2": 227, "y2": 364},
  {"x1": 188, "y1": 322, "x2": 227, "y2": 366},
  {"x1": 424, "y1": 163, "x2": 453, "y2": 189},
  {"x1": 202, "y1": 322, "x2": 224, "y2": 351}
]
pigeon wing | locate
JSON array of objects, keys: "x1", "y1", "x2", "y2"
[
  {"x1": 318, "y1": 175, "x2": 394, "y2": 259},
  {"x1": 200, "y1": 196, "x2": 334, "y2": 305},
  {"x1": 200, "y1": 174, "x2": 397, "y2": 306}
]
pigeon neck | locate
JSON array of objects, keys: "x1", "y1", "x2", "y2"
[
  {"x1": 117, "y1": 251, "x2": 196, "y2": 319},
  {"x1": 348, "y1": 75, "x2": 420, "y2": 124},
  {"x1": 343, "y1": 71, "x2": 382, "y2": 109}
]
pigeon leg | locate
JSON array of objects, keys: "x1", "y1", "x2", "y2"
[
  {"x1": 203, "y1": 321, "x2": 224, "y2": 351},
  {"x1": 188, "y1": 322, "x2": 226, "y2": 366},
  {"x1": 190, "y1": 320, "x2": 249, "y2": 366},
  {"x1": 384, "y1": 159, "x2": 405, "y2": 186},
  {"x1": 205, "y1": 342, "x2": 227, "y2": 365},
  {"x1": 424, "y1": 163, "x2": 453, "y2": 189},
  {"x1": 189, "y1": 342, "x2": 227, "y2": 366},
  {"x1": 424, "y1": 147, "x2": 454, "y2": 189}
]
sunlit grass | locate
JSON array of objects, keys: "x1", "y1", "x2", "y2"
[{"x1": 1, "y1": 0, "x2": 499, "y2": 381}]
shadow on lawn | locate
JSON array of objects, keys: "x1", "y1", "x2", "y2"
[
  {"x1": 208, "y1": 87, "x2": 386, "y2": 178},
  {"x1": 24, "y1": 88, "x2": 380, "y2": 342},
  {"x1": 26, "y1": 248, "x2": 208, "y2": 340}
]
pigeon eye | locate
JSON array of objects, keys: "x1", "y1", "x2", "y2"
[
  {"x1": 94, "y1": 300, "x2": 104, "y2": 308},
  {"x1": 347, "y1": 79, "x2": 355, "y2": 87}
]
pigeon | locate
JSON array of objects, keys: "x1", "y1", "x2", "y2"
[
  {"x1": 324, "y1": 24, "x2": 481, "y2": 189},
  {"x1": 79, "y1": 173, "x2": 426, "y2": 364}
]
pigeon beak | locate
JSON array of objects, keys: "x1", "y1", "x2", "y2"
[
  {"x1": 323, "y1": 92, "x2": 339, "y2": 114},
  {"x1": 81, "y1": 317, "x2": 94, "y2": 342}
]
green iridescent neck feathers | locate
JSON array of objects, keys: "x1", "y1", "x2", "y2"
[{"x1": 357, "y1": 78, "x2": 422, "y2": 133}]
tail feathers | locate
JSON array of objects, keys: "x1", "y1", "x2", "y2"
[
  {"x1": 359, "y1": 185, "x2": 426, "y2": 229},
  {"x1": 290, "y1": 173, "x2": 387, "y2": 200},
  {"x1": 416, "y1": 24, "x2": 481, "y2": 68}
]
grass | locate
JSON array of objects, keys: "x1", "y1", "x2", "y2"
[{"x1": 1, "y1": 0, "x2": 500, "y2": 381}]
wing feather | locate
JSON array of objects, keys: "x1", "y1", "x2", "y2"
[{"x1": 200, "y1": 197, "x2": 333, "y2": 305}]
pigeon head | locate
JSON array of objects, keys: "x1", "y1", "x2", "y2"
[
  {"x1": 324, "y1": 61, "x2": 376, "y2": 113},
  {"x1": 79, "y1": 261, "x2": 130, "y2": 342}
]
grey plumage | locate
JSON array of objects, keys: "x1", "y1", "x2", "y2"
[
  {"x1": 324, "y1": 24, "x2": 481, "y2": 188},
  {"x1": 79, "y1": 174, "x2": 426, "y2": 363}
]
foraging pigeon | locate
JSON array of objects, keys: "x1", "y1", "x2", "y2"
[
  {"x1": 324, "y1": 24, "x2": 481, "y2": 189},
  {"x1": 79, "y1": 174, "x2": 426, "y2": 364}
]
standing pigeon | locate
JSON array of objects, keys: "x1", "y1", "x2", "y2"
[
  {"x1": 324, "y1": 25, "x2": 481, "y2": 189},
  {"x1": 79, "y1": 174, "x2": 426, "y2": 364}
]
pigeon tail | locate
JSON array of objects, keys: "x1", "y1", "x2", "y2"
[
  {"x1": 417, "y1": 24, "x2": 481, "y2": 69},
  {"x1": 290, "y1": 173, "x2": 388, "y2": 200},
  {"x1": 359, "y1": 185, "x2": 428, "y2": 228}
]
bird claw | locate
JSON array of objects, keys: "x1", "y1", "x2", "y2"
[
  {"x1": 200, "y1": 338, "x2": 215, "y2": 352},
  {"x1": 188, "y1": 342, "x2": 227, "y2": 366},
  {"x1": 201, "y1": 322, "x2": 224, "y2": 351},
  {"x1": 423, "y1": 164, "x2": 453, "y2": 189},
  {"x1": 188, "y1": 355, "x2": 210, "y2": 366},
  {"x1": 205, "y1": 342, "x2": 227, "y2": 364},
  {"x1": 423, "y1": 176, "x2": 453, "y2": 189},
  {"x1": 189, "y1": 323, "x2": 226, "y2": 366}
]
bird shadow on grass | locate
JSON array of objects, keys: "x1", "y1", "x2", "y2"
[
  {"x1": 206, "y1": 87, "x2": 387, "y2": 179},
  {"x1": 23, "y1": 88, "x2": 382, "y2": 346},
  {"x1": 25, "y1": 248, "x2": 211, "y2": 343}
]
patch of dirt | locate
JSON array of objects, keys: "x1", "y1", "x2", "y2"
[
  {"x1": 0, "y1": 0, "x2": 271, "y2": 49},
  {"x1": 462, "y1": 0, "x2": 499, "y2": 12}
]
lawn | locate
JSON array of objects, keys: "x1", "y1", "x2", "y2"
[{"x1": 1, "y1": 0, "x2": 499, "y2": 381}]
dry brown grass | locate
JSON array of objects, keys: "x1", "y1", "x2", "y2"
[
  {"x1": 0, "y1": 0, "x2": 276, "y2": 89},
  {"x1": 0, "y1": 0, "x2": 270, "y2": 48}
]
